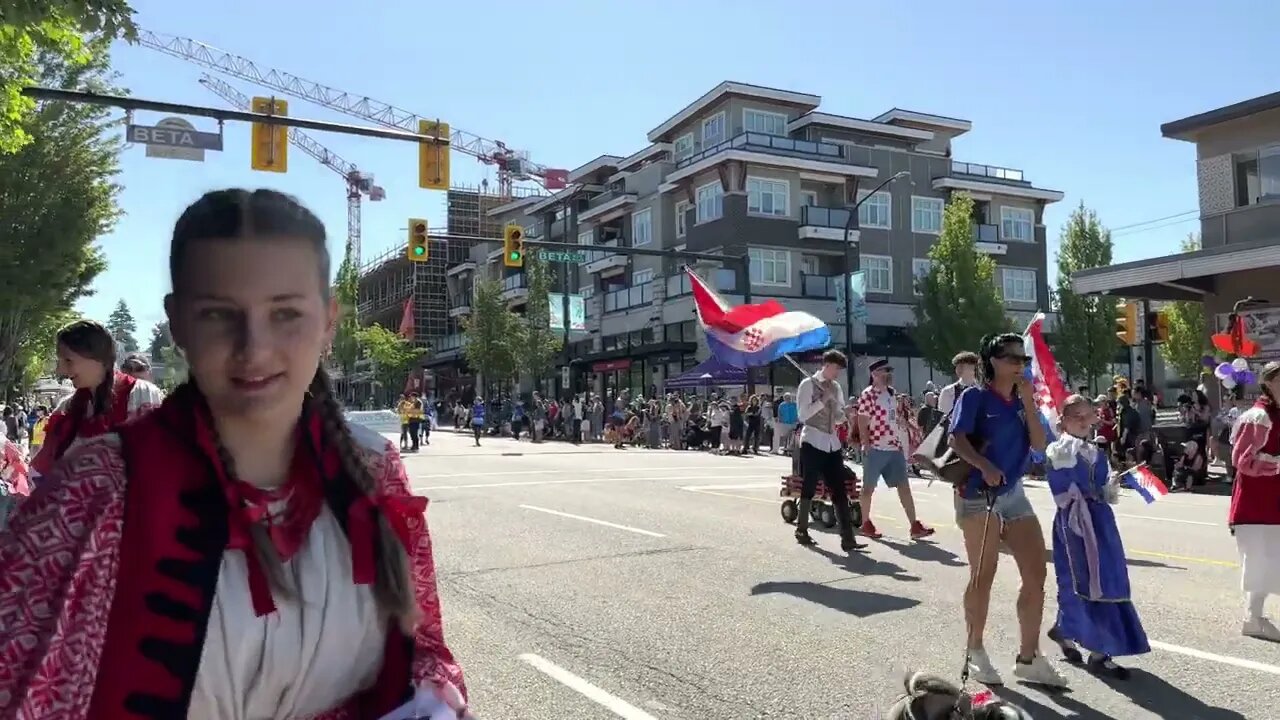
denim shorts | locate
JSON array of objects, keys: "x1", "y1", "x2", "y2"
[
  {"x1": 954, "y1": 483, "x2": 1036, "y2": 524},
  {"x1": 862, "y1": 447, "x2": 908, "y2": 490}
]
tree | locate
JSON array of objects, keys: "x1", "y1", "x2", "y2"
[
  {"x1": 158, "y1": 343, "x2": 187, "y2": 391},
  {"x1": 1052, "y1": 203, "x2": 1117, "y2": 388},
  {"x1": 330, "y1": 257, "x2": 362, "y2": 375},
  {"x1": 0, "y1": 1, "x2": 138, "y2": 153},
  {"x1": 9, "y1": 308, "x2": 77, "y2": 397},
  {"x1": 0, "y1": 35, "x2": 120, "y2": 392},
  {"x1": 106, "y1": 298, "x2": 138, "y2": 351},
  {"x1": 514, "y1": 253, "x2": 563, "y2": 384},
  {"x1": 911, "y1": 192, "x2": 1008, "y2": 371},
  {"x1": 1160, "y1": 234, "x2": 1208, "y2": 382},
  {"x1": 356, "y1": 323, "x2": 418, "y2": 392},
  {"x1": 147, "y1": 320, "x2": 171, "y2": 359},
  {"x1": 463, "y1": 278, "x2": 518, "y2": 386}
]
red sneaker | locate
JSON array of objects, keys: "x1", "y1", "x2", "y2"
[
  {"x1": 910, "y1": 521, "x2": 935, "y2": 540},
  {"x1": 859, "y1": 520, "x2": 882, "y2": 539}
]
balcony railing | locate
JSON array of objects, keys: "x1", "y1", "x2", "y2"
[
  {"x1": 973, "y1": 223, "x2": 999, "y2": 243},
  {"x1": 676, "y1": 132, "x2": 844, "y2": 169},
  {"x1": 603, "y1": 283, "x2": 654, "y2": 313},
  {"x1": 802, "y1": 273, "x2": 839, "y2": 298},
  {"x1": 800, "y1": 205, "x2": 852, "y2": 229},
  {"x1": 666, "y1": 268, "x2": 736, "y2": 297},
  {"x1": 501, "y1": 273, "x2": 527, "y2": 292},
  {"x1": 950, "y1": 161, "x2": 1025, "y2": 183},
  {"x1": 436, "y1": 334, "x2": 463, "y2": 352}
]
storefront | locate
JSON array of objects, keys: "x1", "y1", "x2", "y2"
[{"x1": 575, "y1": 340, "x2": 698, "y2": 399}]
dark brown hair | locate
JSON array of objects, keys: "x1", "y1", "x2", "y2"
[
  {"x1": 1261, "y1": 361, "x2": 1280, "y2": 405},
  {"x1": 57, "y1": 319, "x2": 117, "y2": 415},
  {"x1": 169, "y1": 188, "x2": 417, "y2": 631},
  {"x1": 822, "y1": 349, "x2": 848, "y2": 368},
  {"x1": 952, "y1": 351, "x2": 980, "y2": 368}
]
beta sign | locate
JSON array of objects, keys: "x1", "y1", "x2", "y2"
[{"x1": 128, "y1": 117, "x2": 224, "y2": 163}]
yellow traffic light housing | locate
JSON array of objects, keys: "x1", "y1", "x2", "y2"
[
  {"x1": 1148, "y1": 310, "x2": 1170, "y2": 343},
  {"x1": 1115, "y1": 301, "x2": 1138, "y2": 346},
  {"x1": 503, "y1": 224, "x2": 525, "y2": 268},
  {"x1": 250, "y1": 96, "x2": 288, "y2": 173},
  {"x1": 418, "y1": 119, "x2": 451, "y2": 190},
  {"x1": 407, "y1": 218, "x2": 429, "y2": 262}
]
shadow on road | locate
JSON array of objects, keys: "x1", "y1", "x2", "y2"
[
  {"x1": 878, "y1": 538, "x2": 967, "y2": 568},
  {"x1": 996, "y1": 546, "x2": 1185, "y2": 571},
  {"x1": 994, "y1": 666, "x2": 1248, "y2": 720},
  {"x1": 807, "y1": 544, "x2": 921, "y2": 581},
  {"x1": 749, "y1": 580, "x2": 920, "y2": 618}
]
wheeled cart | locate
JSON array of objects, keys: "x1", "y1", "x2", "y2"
[{"x1": 779, "y1": 466, "x2": 863, "y2": 529}]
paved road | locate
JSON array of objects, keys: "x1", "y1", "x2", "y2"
[{"x1": 402, "y1": 429, "x2": 1273, "y2": 719}]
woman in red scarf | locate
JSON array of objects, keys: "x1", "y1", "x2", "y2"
[
  {"x1": 0, "y1": 189, "x2": 469, "y2": 719},
  {"x1": 30, "y1": 320, "x2": 165, "y2": 477},
  {"x1": 1228, "y1": 360, "x2": 1280, "y2": 642}
]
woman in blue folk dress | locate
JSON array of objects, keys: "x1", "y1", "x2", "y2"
[{"x1": 1044, "y1": 394, "x2": 1151, "y2": 679}]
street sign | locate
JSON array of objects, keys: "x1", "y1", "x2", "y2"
[
  {"x1": 537, "y1": 249, "x2": 588, "y2": 264},
  {"x1": 131, "y1": 117, "x2": 223, "y2": 162}
]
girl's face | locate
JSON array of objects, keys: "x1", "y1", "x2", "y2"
[
  {"x1": 166, "y1": 237, "x2": 337, "y2": 423},
  {"x1": 56, "y1": 344, "x2": 108, "y2": 390},
  {"x1": 992, "y1": 340, "x2": 1030, "y2": 380},
  {"x1": 1061, "y1": 402, "x2": 1097, "y2": 438},
  {"x1": 1265, "y1": 375, "x2": 1280, "y2": 402}
]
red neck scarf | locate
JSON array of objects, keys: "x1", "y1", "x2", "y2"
[{"x1": 33, "y1": 371, "x2": 137, "y2": 475}]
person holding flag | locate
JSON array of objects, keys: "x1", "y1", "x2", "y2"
[{"x1": 1227, "y1": 360, "x2": 1280, "y2": 641}]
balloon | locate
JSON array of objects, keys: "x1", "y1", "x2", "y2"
[
  {"x1": 1222, "y1": 376, "x2": 1238, "y2": 389},
  {"x1": 1232, "y1": 357, "x2": 1250, "y2": 372},
  {"x1": 1215, "y1": 362, "x2": 1234, "y2": 380},
  {"x1": 1202, "y1": 355, "x2": 1218, "y2": 368},
  {"x1": 1238, "y1": 370, "x2": 1257, "y2": 386}
]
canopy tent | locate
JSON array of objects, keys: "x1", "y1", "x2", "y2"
[{"x1": 663, "y1": 356, "x2": 746, "y2": 390}]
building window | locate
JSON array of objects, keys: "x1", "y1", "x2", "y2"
[
  {"x1": 631, "y1": 208, "x2": 652, "y2": 247},
  {"x1": 1000, "y1": 207, "x2": 1034, "y2": 242},
  {"x1": 675, "y1": 200, "x2": 689, "y2": 238},
  {"x1": 746, "y1": 177, "x2": 789, "y2": 217},
  {"x1": 633, "y1": 268, "x2": 654, "y2": 286},
  {"x1": 862, "y1": 255, "x2": 893, "y2": 293},
  {"x1": 577, "y1": 230, "x2": 593, "y2": 246},
  {"x1": 800, "y1": 190, "x2": 818, "y2": 207},
  {"x1": 580, "y1": 284, "x2": 595, "y2": 300},
  {"x1": 673, "y1": 133, "x2": 694, "y2": 161},
  {"x1": 744, "y1": 108, "x2": 787, "y2": 136},
  {"x1": 911, "y1": 196, "x2": 943, "y2": 234},
  {"x1": 858, "y1": 191, "x2": 892, "y2": 229},
  {"x1": 912, "y1": 258, "x2": 932, "y2": 295},
  {"x1": 749, "y1": 247, "x2": 790, "y2": 287},
  {"x1": 701, "y1": 112, "x2": 726, "y2": 148},
  {"x1": 1002, "y1": 267, "x2": 1037, "y2": 303},
  {"x1": 696, "y1": 181, "x2": 723, "y2": 223}
]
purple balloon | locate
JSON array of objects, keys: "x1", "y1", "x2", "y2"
[
  {"x1": 1215, "y1": 362, "x2": 1234, "y2": 380},
  {"x1": 1238, "y1": 370, "x2": 1257, "y2": 386},
  {"x1": 1202, "y1": 355, "x2": 1218, "y2": 368}
]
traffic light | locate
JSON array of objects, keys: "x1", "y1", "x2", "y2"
[
  {"x1": 1115, "y1": 301, "x2": 1138, "y2": 345},
  {"x1": 503, "y1": 224, "x2": 524, "y2": 268},
  {"x1": 418, "y1": 119, "x2": 451, "y2": 190},
  {"x1": 407, "y1": 219, "x2": 429, "y2": 262},
  {"x1": 1147, "y1": 310, "x2": 1170, "y2": 343},
  {"x1": 250, "y1": 96, "x2": 288, "y2": 173}
]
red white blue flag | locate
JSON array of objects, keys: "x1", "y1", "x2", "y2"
[
  {"x1": 1023, "y1": 312, "x2": 1068, "y2": 431},
  {"x1": 1122, "y1": 464, "x2": 1170, "y2": 504},
  {"x1": 687, "y1": 267, "x2": 830, "y2": 368}
]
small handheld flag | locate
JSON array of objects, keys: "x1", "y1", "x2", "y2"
[{"x1": 1122, "y1": 464, "x2": 1169, "y2": 504}]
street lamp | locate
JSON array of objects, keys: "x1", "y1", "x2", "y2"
[{"x1": 842, "y1": 170, "x2": 910, "y2": 390}]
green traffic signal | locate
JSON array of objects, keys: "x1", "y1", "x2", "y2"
[
  {"x1": 509, "y1": 251, "x2": 521, "y2": 261},
  {"x1": 414, "y1": 246, "x2": 426, "y2": 256}
]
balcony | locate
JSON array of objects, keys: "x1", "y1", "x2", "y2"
[
  {"x1": 935, "y1": 161, "x2": 1062, "y2": 203},
  {"x1": 666, "y1": 268, "x2": 737, "y2": 297},
  {"x1": 799, "y1": 205, "x2": 854, "y2": 242},
  {"x1": 501, "y1": 273, "x2": 528, "y2": 303},
  {"x1": 802, "y1": 273, "x2": 840, "y2": 298},
  {"x1": 578, "y1": 188, "x2": 638, "y2": 224},
  {"x1": 584, "y1": 243, "x2": 627, "y2": 277},
  {"x1": 448, "y1": 293, "x2": 472, "y2": 318},
  {"x1": 972, "y1": 223, "x2": 1007, "y2": 255},
  {"x1": 446, "y1": 261, "x2": 477, "y2": 278},
  {"x1": 603, "y1": 283, "x2": 654, "y2": 313},
  {"x1": 676, "y1": 132, "x2": 845, "y2": 170},
  {"x1": 950, "y1": 161, "x2": 1026, "y2": 184},
  {"x1": 435, "y1": 333, "x2": 464, "y2": 353}
]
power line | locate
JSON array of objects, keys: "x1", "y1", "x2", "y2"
[
  {"x1": 1109, "y1": 209, "x2": 1197, "y2": 233},
  {"x1": 1112, "y1": 216, "x2": 1199, "y2": 239}
]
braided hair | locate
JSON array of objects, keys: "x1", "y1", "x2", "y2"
[
  {"x1": 168, "y1": 188, "x2": 418, "y2": 631},
  {"x1": 57, "y1": 319, "x2": 117, "y2": 416}
]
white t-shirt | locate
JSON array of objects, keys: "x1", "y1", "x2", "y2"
[{"x1": 938, "y1": 379, "x2": 976, "y2": 417}]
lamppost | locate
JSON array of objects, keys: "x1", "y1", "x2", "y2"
[{"x1": 842, "y1": 170, "x2": 910, "y2": 390}]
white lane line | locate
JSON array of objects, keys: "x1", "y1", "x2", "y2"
[
  {"x1": 424, "y1": 474, "x2": 779, "y2": 490},
  {"x1": 681, "y1": 487, "x2": 777, "y2": 504},
  {"x1": 1112, "y1": 512, "x2": 1221, "y2": 527},
  {"x1": 519, "y1": 653, "x2": 658, "y2": 719},
  {"x1": 429, "y1": 465, "x2": 737, "y2": 478},
  {"x1": 1151, "y1": 640, "x2": 1280, "y2": 676},
  {"x1": 518, "y1": 505, "x2": 666, "y2": 538},
  {"x1": 681, "y1": 482, "x2": 780, "y2": 491}
]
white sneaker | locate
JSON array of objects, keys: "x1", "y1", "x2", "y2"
[
  {"x1": 1243, "y1": 617, "x2": 1280, "y2": 641},
  {"x1": 1012, "y1": 654, "x2": 1069, "y2": 688},
  {"x1": 966, "y1": 648, "x2": 1004, "y2": 685}
]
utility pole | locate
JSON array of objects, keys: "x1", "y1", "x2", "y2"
[{"x1": 1141, "y1": 298, "x2": 1154, "y2": 390}]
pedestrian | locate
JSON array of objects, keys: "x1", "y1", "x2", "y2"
[
  {"x1": 120, "y1": 352, "x2": 153, "y2": 381},
  {"x1": 938, "y1": 351, "x2": 980, "y2": 417},
  {"x1": 949, "y1": 333, "x2": 1066, "y2": 687},
  {"x1": 774, "y1": 392, "x2": 796, "y2": 454},
  {"x1": 1045, "y1": 394, "x2": 1150, "y2": 679},
  {"x1": 0, "y1": 434, "x2": 31, "y2": 531},
  {"x1": 792, "y1": 350, "x2": 862, "y2": 552},
  {"x1": 855, "y1": 359, "x2": 934, "y2": 541},
  {"x1": 470, "y1": 396, "x2": 486, "y2": 447},
  {"x1": 1227, "y1": 360, "x2": 1280, "y2": 641}
]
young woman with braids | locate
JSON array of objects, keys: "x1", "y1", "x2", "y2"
[
  {"x1": 0, "y1": 189, "x2": 470, "y2": 719},
  {"x1": 948, "y1": 333, "x2": 1066, "y2": 688},
  {"x1": 1228, "y1": 360, "x2": 1280, "y2": 642},
  {"x1": 30, "y1": 319, "x2": 165, "y2": 478}
]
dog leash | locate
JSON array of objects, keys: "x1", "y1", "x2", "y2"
[{"x1": 955, "y1": 487, "x2": 998, "y2": 706}]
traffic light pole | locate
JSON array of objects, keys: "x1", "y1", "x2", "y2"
[{"x1": 1141, "y1": 298, "x2": 1155, "y2": 391}]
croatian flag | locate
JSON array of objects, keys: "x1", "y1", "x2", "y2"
[
  {"x1": 1122, "y1": 465, "x2": 1170, "y2": 504},
  {"x1": 1023, "y1": 312, "x2": 1068, "y2": 434},
  {"x1": 687, "y1": 267, "x2": 831, "y2": 368}
]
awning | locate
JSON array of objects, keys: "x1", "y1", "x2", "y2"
[
  {"x1": 1071, "y1": 238, "x2": 1280, "y2": 300},
  {"x1": 664, "y1": 356, "x2": 746, "y2": 389}
]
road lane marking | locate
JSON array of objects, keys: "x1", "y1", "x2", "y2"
[
  {"x1": 682, "y1": 488, "x2": 778, "y2": 504},
  {"x1": 518, "y1": 653, "x2": 658, "y2": 719},
  {"x1": 681, "y1": 482, "x2": 780, "y2": 491},
  {"x1": 1111, "y1": 513, "x2": 1221, "y2": 527},
  {"x1": 429, "y1": 465, "x2": 745, "y2": 478},
  {"x1": 1127, "y1": 549, "x2": 1238, "y2": 568},
  {"x1": 518, "y1": 505, "x2": 666, "y2": 538},
  {"x1": 1150, "y1": 640, "x2": 1280, "y2": 676},
  {"x1": 424, "y1": 474, "x2": 780, "y2": 490}
]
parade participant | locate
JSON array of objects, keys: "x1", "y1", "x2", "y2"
[
  {"x1": 30, "y1": 319, "x2": 165, "y2": 477},
  {"x1": 856, "y1": 359, "x2": 934, "y2": 540},
  {"x1": 1044, "y1": 394, "x2": 1150, "y2": 679},
  {"x1": 470, "y1": 395, "x2": 486, "y2": 446},
  {"x1": 793, "y1": 350, "x2": 862, "y2": 551},
  {"x1": 938, "y1": 351, "x2": 980, "y2": 417},
  {"x1": 120, "y1": 352, "x2": 154, "y2": 381},
  {"x1": 950, "y1": 333, "x2": 1066, "y2": 687},
  {"x1": 0, "y1": 435, "x2": 30, "y2": 530},
  {"x1": 0, "y1": 188, "x2": 468, "y2": 718},
  {"x1": 1228, "y1": 360, "x2": 1280, "y2": 641}
]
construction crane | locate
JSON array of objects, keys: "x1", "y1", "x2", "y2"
[
  {"x1": 135, "y1": 30, "x2": 564, "y2": 198},
  {"x1": 197, "y1": 73, "x2": 384, "y2": 266}
]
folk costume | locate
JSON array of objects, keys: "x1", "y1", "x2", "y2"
[
  {"x1": 30, "y1": 370, "x2": 165, "y2": 477},
  {"x1": 0, "y1": 437, "x2": 30, "y2": 530},
  {"x1": 0, "y1": 383, "x2": 465, "y2": 719},
  {"x1": 1228, "y1": 396, "x2": 1280, "y2": 640},
  {"x1": 1045, "y1": 434, "x2": 1150, "y2": 673}
]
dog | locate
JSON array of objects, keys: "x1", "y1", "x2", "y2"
[{"x1": 883, "y1": 671, "x2": 1032, "y2": 720}]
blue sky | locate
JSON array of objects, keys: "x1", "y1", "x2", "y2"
[{"x1": 82, "y1": 0, "x2": 1276, "y2": 339}]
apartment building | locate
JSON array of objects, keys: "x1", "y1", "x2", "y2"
[{"x1": 439, "y1": 81, "x2": 1064, "y2": 397}]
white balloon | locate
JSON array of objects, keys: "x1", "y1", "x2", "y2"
[
  {"x1": 1222, "y1": 376, "x2": 1238, "y2": 389},
  {"x1": 1232, "y1": 357, "x2": 1250, "y2": 372}
]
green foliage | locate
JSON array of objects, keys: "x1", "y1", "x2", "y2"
[
  {"x1": 1053, "y1": 203, "x2": 1117, "y2": 386},
  {"x1": 1160, "y1": 234, "x2": 1208, "y2": 382},
  {"x1": 158, "y1": 343, "x2": 187, "y2": 390},
  {"x1": 147, "y1": 320, "x2": 170, "y2": 359},
  {"x1": 515, "y1": 253, "x2": 562, "y2": 382},
  {"x1": 330, "y1": 258, "x2": 361, "y2": 373},
  {"x1": 105, "y1": 298, "x2": 137, "y2": 351},
  {"x1": 463, "y1": 278, "x2": 518, "y2": 384},
  {"x1": 0, "y1": 1, "x2": 137, "y2": 153},
  {"x1": 12, "y1": 307, "x2": 78, "y2": 396},
  {"x1": 911, "y1": 192, "x2": 1008, "y2": 371},
  {"x1": 0, "y1": 35, "x2": 120, "y2": 392},
  {"x1": 356, "y1": 323, "x2": 418, "y2": 390}
]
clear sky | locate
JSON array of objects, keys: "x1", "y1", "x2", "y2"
[{"x1": 81, "y1": 0, "x2": 1277, "y2": 339}]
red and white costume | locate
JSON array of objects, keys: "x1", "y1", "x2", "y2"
[
  {"x1": 0, "y1": 384, "x2": 465, "y2": 719},
  {"x1": 30, "y1": 370, "x2": 164, "y2": 477},
  {"x1": 1229, "y1": 398, "x2": 1280, "y2": 598}
]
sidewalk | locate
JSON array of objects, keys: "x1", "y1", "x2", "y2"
[{"x1": 431, "y1": 426, "x2": 621, "y2": 455}]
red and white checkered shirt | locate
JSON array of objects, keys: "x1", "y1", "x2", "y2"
[{"x1": 857, "y1": 385, "x2": 902, "y2": 451}]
